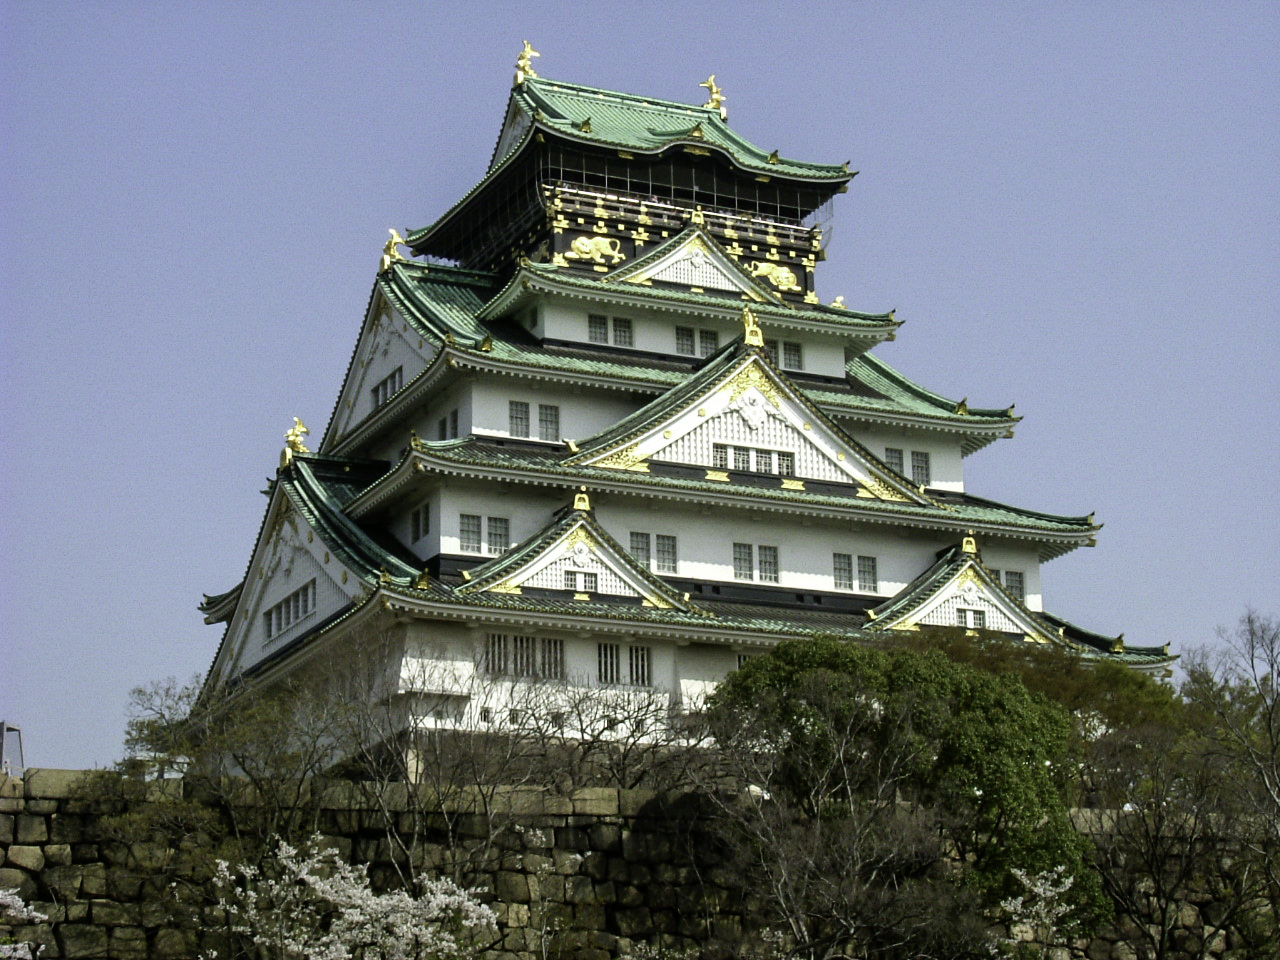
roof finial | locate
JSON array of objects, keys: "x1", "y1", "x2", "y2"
[
  {"x1": 380, "y1": 229, "x2": 408, "y2": 273},
  {"x1": 741, "y1": 304, "x2": 764, "y2": 347},
  {"x1": 515, "y1": 41, "x2": 540, "y2": 86},
  {"x1": 280, "y1": 418, "x2": 311, "y2": 469},
  {"x1": 700, "y1": 74, "x2": 727, "y2": 120}
]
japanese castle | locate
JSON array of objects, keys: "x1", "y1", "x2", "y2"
[{"x1": 201, "y1": 48, "x2": 1171, "y2": 718}]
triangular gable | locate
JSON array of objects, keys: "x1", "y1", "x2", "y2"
[
  {"x1": 489, "y1": 98, "x2": 534, "y2": 172},
  {"x1": 608, "y1": 227, "x2": 780, "y2": 302},
  {"x1": 457, "y1": 505, "x2": 697, "y2": 611},
  {"x1": 324, "y1": 292, "x2": 438, "y2": 447},
  {"x1": 866, "y1": 540, "x2": 1056, "y2": 643},
  {"x1": 570, "y1": 346, "x2": 923, "y2": 503}
]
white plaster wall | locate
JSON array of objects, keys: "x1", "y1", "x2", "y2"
[
  {"x1": 436, "y1": 485, "x2": 564, "y2": 556},
  {"x1": 974, "y1": 544, "x2": 1044, "y2": 611},
  {"x1": 470, "y1": 379, "x2": 641, "y2": 444},
  {"x1": 839, "y1": 424, "x2": 966, "y2": 492},
  {"x1": 335, "y1": 308, "x2": 436, "y2": 441}
]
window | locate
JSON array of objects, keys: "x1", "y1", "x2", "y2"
[
  {"x1": 538, "y1": 404, "x2": 560, "y2": 441},
  {"x1": 628, "y1": 646, "x2": 652, "y2": 686},
  {"x1": 590, "y1": 314, "x2": 633, "y2": 347},
  {"x1": 675, "y1": 326, "x2": 695, "y2": 355},
  {"x1": 564, "y1": 570, "x2": 598, "y2": 593},
  {"x1": 508, "y1": 400, "x2": 530, "y2": 437},
  {"x1": 485, "y1": 634, "x2": 564, "y2": 680},
  {"x1": 698, "y1": 329, "x2": 719, "y2": 357},
  {"x1": 263, "y1": 579, "x2": 316, "y2": 641},
  {"x1": 612, "y1": 317, "x2": 633, "y2": 347},
  {"x1": 755, "y1": 449, "x2": 774, "y2": 474},
  {"x1": 715, "y1": 444, "x2": 794, "y2": 475},
  {"x1": 598, "y1": 642, "x2": 621, "y2": 685},
  {"x1": 630, "y1": 532, "x2": 651, "y2": 567},
  {"x1": 857, "y1": 556, "x2": 878, "y2": 593},
  {"x1": 734, "y1": 447, "x2": 751, "y2": 472},
  {"x1": 487, "y1": 516, "x2": 510, "y2": 555},
  {"x1": 655, "y1": 534, "x2": 677, "y2": 573},
  {"x1": 449, "y1": 409, "x2": 459, "y2": 438},
  {"x1": 777, "y1": 452, "x2": 794, "y2": 476},
  {"x1": 833, "y1": 553, "x2": 853, "y2": 590},
  {"x1": 736, "y1": 653, "x2": 757, "y2": 670},
  {"x1": 411, "y1": 504, "x2": 429, "y2": 542},
  {"x1": 712, "y1": 443, "x2": 729, "y2": 469},
  {"x1": 783, "y1": 341, "x2": 803, "y2": 370},
  {"x1": 371, "y1": 367, "x2": 402, "y2": 408},
  {"x1": 911, "y1": 451, "x2": 932, "y2": 487},
  {"x1": 438, "y1": 417, "x2": 448, "y2": 441},
  {"x1": 1004, "y1": 570, "x2": 1025, "y2": 601},
  {"x1": 884, "y1": 447, "x2": 904, "y2": 473},
  {"x1": 598, "y1": 642, "x2": 651, "y2": 686},
  {"x1": 588, "y1": 314, "x2": 609, "y2": 344},
  {"x1": 733, "y1": 543, "x2": 755, "y2": 580},
  {"x1": 459, "y1": 514, "x2": 482, "y2": 553},
  {"x1": 758, "y1": 545, "x2": 779, "y2": 583},
  {"x1": 958, "y1": 608, "x2": 987, "y2": 629}
]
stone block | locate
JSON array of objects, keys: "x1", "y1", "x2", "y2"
[
  {"x1": 57, "y1": 922, "x2": 108, "y2": 958},
  {"x1": 554, "y1": 826, "x2": 589, "y2": 851},
  {"x1": 565, "y1": 875, "x2": 596, "y2": 904},
  {"x1": 14, "y1": 814, "x2": 47, "y2": 844},
  {"x1": 42, "y1": 843, "x2": 72, "y2": 866},
  {"x1": 522, "y1": 852, "x2": 554, "y2": 875},
  {"x1": 153, "y1": 927, "x2": 198, "y2": 959},
  {"x1": 593, "y1": 880, "x2": 617, "y2": 904},
  {"x1": 571, "y1": 788, "x2": 619, "y2": 817},
  {"x1": 613, "y1": 906, "x2": 653, "y2": 938},
  {"x1": 505, "y1": 901, "x2": 530, "y2": 928},
  {"x1": 0, "y1": 774, "x2": 22, "y2": 799},
  {"x1": 108, "y1": 925, "x2": 148, "y2": 959},
  {"x1": 0, "y1": 866, "x2": 36, "y2": 899},
  {"x1": 50, "y1": 814, "x2": 87, "y2": 843},
  {"x1": 0, "y1": 813, "x2": 12, "y2": 844},
  {"x1": 65, "y1": 902, "x2": 89, "y2": 921},
  {"x1": 588, "y1": 823, "x2": 622, "y2": 852},
  {"x1": 4, "y1": 845, "x2": 44, "y2": 873},
  {"x1": 92, "y1": 899, "x2": 141, "y2": 926},
  {"x1": 106, "y1": 865, "x2": 143, "y2": 900},
  {"x1": 617, "y1": 884, "x2": 644, "y2": 908},
  {"x1": 41, "y1": 863, "x2": 82, "y2": 899},
  {"x1": 81, "y1": 862, "x2": 107, "y2": 896},
  {"x1": 581, "y1": 851, "x2": 610, "y2": 880},
  {"x1": 552, "y1": 848, "x2": 583, "y2": 875},
  {"x1": 26, "y1": 799, "x2": 57, "y2": 815},
  {"x1": 538, "y1": 873, "x2": 565, "y2": 903},
  {"x1": 0, "y1": 799, "x2": 22, "y2": 814},
  {"x1": 573, "y1": 901, "x2": 607, "y2": 931},
  {"x1": 495, "y1": 871, "x2": 529, "y2": 903},
  {"x1": 24, "y1": 768, "x2": 86, "y2": 799}
]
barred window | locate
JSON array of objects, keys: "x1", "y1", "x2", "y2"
[
  {"x1": 733, "y1": 542, "x2": 754, "y2": 580},
  {"x1": 459, "y1": 514, "x2": 482, "y2": 553},
  {"x1": 777, "y1": 451, "x2": 795, "y2": 476},
  {"x1": 698, "y1": 329, "x2": 719, "y2": 357},
  {"x1": 588, "y1": 314, "x2": 609, "y2": 344},
  {"x1": 508, "y1": 400, "x2": 530, "y2": 437},
  {"x1": 885, "y1": 447, "x2": 904, "y2": 473},
  {"x1": 1004, "y1": 570, "x2": 1025, "y2": 601},
  {"x1": 911, "y1": 451, "x2": 932, "y2": 487},
  {"x1": 487, "y1": 516, "x2": 510, "y2": 555},
  {"x1": 538, "y1": 404, "x2": 560, "y2": 442},
  {"x1": 755, "y1": 449, "x2": 774, "y2": 474},
  {"x1": 411, "y1": 504, "x2": 429, "y2": 542},
  {"x1": 958, "y1": 608, "x2": 986, "y2": 629},
  {"x1": 758, "y1": 545, "x2": 779, "y2": 583},
  {"x1": 712, "y1": 443, "x2": 729, "y2": 469},
  {"x1": 371, "y1": 367, "x2": 403, "y2": 408},
  {"x1": 655, "y1": 534, "x2": 677, "y2": 573},
  {"x1": 675, "y1": 326, "x2": 695, "y2": 355},
  {"x1": 857, "y1": 555, "x2": 878, "y2": 593},
  {"x1": 630, "y1": 532, "x2": 652, "y2": 567},
  {"x1": 564, "y1": 570, "x2": 598, "y2": 593},
  {"x1": 612, "y1": 317, "x2": 633, "y2": 347},
  {"x1": 833, "y1": 552, "x2": 853, "y2": 590},
  {"x1": 598, "y1": 642, "x2": 621, "y2": 685},
  {"x1": 263, "y1": 579, "x2": 316, "y2": 642},
  {"x1": 485, "y1": 634, "x2": 564, "y2": 680},
  {"x1": 782, "y1": 341, "x2": 803, "y2": 370},
  {"x1": 734, "y1": 447, "x2": 751, "y2": 472},
  {"x1": 629, "y1": 646, "x2": 652, "y2": 687}
]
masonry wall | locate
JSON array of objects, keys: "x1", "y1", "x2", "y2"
[{"x1": 0, "y1": 770, "x2": 1252, "y2": 960}]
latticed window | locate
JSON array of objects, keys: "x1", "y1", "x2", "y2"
[
  {"x1": 782, "y1": 341, "x2": 803, "y2": 370},
  {"x1": 1004, "y1": 570, "x2": 1025, "y2": 601},
  {"x1": 263, "y1": 579, "x2": 317, "y2": 641},
  {"x1": 675, "y1": 326, "x2": 695, "y2": 355},
  {"x1": 487, "y1": 516, "x2": 510, "y2": 555},
  {"x1": 777, "y1": 452, "x2": 795, "y2": 476},
  {"x1": 538, "y1": 404, "x2": 560, "y2": 441},
  {"x1": 588, "y1": 314, "x2": 609, "y2": 344},
  {"x1": 459, "y1": 514, "x2": 482, "y2": 552},
  {"x1": 698, "y1": 329, "x2": 719, "y2": 357},
  {"x1": 755, "y1": 449, "x2": 774, "y2": 473},
  {"x1": 858, "y1": 555, "x2": 878, "y2": 592},
  {"x1": 371, "y1": 366, "x2": 403, "y2": 408},
  {"x1": 885, "y1": 447, "x2": 904, "y2": 473},
  {"x1": 485, "y1": 634, "x2": 564, "y2": 680},
  {"x1": 911, "y1": 451, "x2": 932, "y2": 486},
  {"x1": 598, "y1": 642, "x2": 621, "y2": 684},
  {"x1": 734, "y1": 447, "x2": 751, "y2": 471},
  {"x1": 833, "y1": 553, "x2": 853, "y2": 590},
  {"x1": 630, "y1": 532, "x2": 651, "y2": 567},
  {"x1": 712, "y1": 444, "x2": 729, "y2": 469},
  {"x1": 612, "y1": 317, "x2": 633, "y2": 347},
  {"x1": 655, "y1": 535, "x2": 677, "y2": 573},
  {"x1": 628, "y1": 646, "x2": 652, "y2": 686},
  {"x1": 508, "y1": 400, "x2": 530, "y2": 437},
  {"x1": 564, "y1": 570, "x2": 598, "y2": 593},
  {"x1": 733, "y1": 543, "x2": 754, "y2": 580},
  {"x1": 758, "y1": 545, "x2": 779, "y2": 583}
]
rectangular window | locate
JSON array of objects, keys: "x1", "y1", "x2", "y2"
[
  {"x1": 782, "y1": 342, "x2": 803, "y2": 370},
  {"x1": 588, "y1": 314, "x2": 609, "y2": 344},
  {"x1": 538, "y1": 404, "x2": 560, "y2": 442},
  {"x1": 486, "y1": 516, "x2": 510, "y2": 555},
  {"x1": 698, "y1": 329, "x2": 719, "y2": 358},
  {"x1": 655, "y1": 534, "x2": 677, "y2": 573},
  {"x1": 508, "y1": 400, "x2": 530, "y2": 437},
  {"x1": 411, "y1": 505, "x2": 429, "y2": 542},
  {"x1": 675, "y1": 326, "x2": 695, "y2": 355},
  {"x1": 758, "y1": 545, "x2": 779, "y2": 583},
  {"x1": 755, "y1": 449, "x2": 774, "y2": 474},
  {"x1": 438, "y1": 417, "x2": 448, "y2": 441},
  {"x1": 483, "y1": 633, "x2": 507, "y2": 675},
  {"x1": 459, "y1": 514, "x2": 482, "y2": 553},
  {"x1": 263, "y1": 579, "x2": 316, "y2": 641},
  {"x1": 564, "y1": 570, "x2": 598, "y2": 593},
  {"x1": 485, "y1": 634, "x2": 564, "y2": 680},
  {"x1": 598, "y1": 642, "x2": 621, "y2": 685},
  {"x1": 630, "y1": 532, "x2": 651, "y2": 568},
  {"x1": 736, "y1": 653, "x2": 757, "y2": 670},
  {"x1": 857, "y1": 555, "x2": 878, "y2": 593},
  {"x1": 612, "y1": 317, "x2": 634, "y2": 347},
  {"x1": 733, "y1": 542, "x2": 754, "y2": 580},
  {"x1": 371, "y1": 366, "x2": 403, "y2": 408},
  {"x1": 734, "y1": 447, "x2": 751, "y2": 472},
  {"x1": 777, "y1": 451, "x2": 795, "y2": 476},
  {"x1": 911, "y1": 451, "x2": 932, "y2": 487},
  {"x1": 958, "y1": 608, "x2": 987, "y2": 629},
  {"x1": 885, "y1": 447, "x2": 904, "y2": 474},
  {"x1": 712, "y1": 443, "x2": 729, "y2": 469},
  {"x1": 629, "y1": 646, "x2": 652, "y2": 687},
  {"x1": 449, "y1": 409, "x2": 459, "y2": 438},
  {"x1": 1004, "y1": 570, "x2": 1026, "y2": 601},
  {"x1": 833, "y1": 553, "x2": 853, "y2": 590}
]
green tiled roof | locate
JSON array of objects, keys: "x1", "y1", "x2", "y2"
[{"x1": 511, "y1": 77, "x2": 851, "y2": 182}]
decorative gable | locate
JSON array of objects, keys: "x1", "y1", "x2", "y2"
[
  {"x1": 610, "y1": 230, "x2": 777, "y2": 302},
  {"x1": 576, "y1": 352, "x2": 921, "y2": 502}
]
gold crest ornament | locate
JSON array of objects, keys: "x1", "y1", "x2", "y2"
[
  {"x1": 380, "y1": 229, "x2": 407, "y2": 273},
  {"x1": 280, "y1": 418, "x2": 311, "y2": 469},
  {"x1": 700, "y1": 74, "x2": 727, "y2": 120},
  {"x1": 515, "y1": 41, "x2": 540, "y2": 85}
]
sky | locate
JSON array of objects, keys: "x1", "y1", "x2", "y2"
[{"x1": 1, "y1": 1, "x2": 1276, "y2": 771}]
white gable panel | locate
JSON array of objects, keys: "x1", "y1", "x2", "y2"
[
  {"x1": 329, "y1": 305, "x2": 437, "y2": 441},
  {"x1": 647, "y1": 247, "x2": 744, "y2": 291}
]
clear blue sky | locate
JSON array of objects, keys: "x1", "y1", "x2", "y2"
[{"x1": 2, "y1": 2, "x2": 1276, "y2": 770}]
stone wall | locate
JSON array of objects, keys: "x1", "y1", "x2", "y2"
[{"x1": 0, "y1": 770, "x2": 1258, "y2": 959}]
